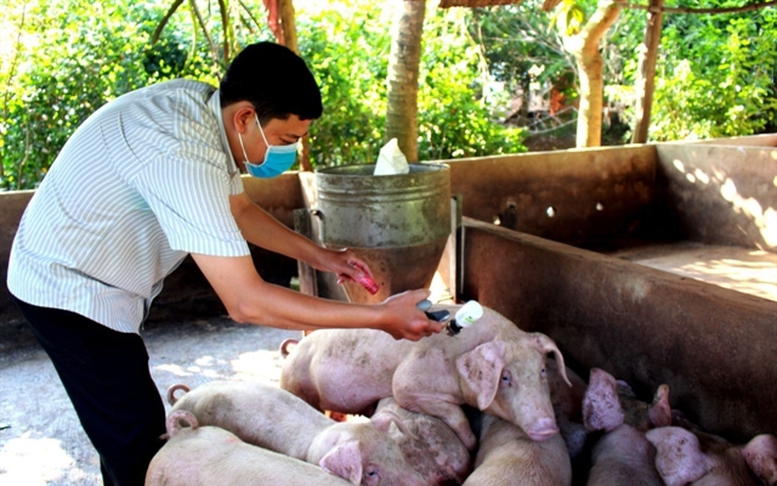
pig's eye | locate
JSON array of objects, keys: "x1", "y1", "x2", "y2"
[
  {"x1": 500, "y1": 370, "x2": 513, "y2": 388},
  {"x1": 541, "y1": 367, "x2": 547, "y2": 377},
  {"x1": 363, "y1": 466, "x2": 380, "y2": 485}
]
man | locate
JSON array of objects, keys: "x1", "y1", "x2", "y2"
[{"x1": 7, "y1": 42, "x2": 442, "y2": 485}]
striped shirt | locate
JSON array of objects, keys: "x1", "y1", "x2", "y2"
[{"x1": 7, "y1": 79, "x2": 250, "y2": 333}]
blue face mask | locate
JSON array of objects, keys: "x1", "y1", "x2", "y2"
[{"x1": 238, "y1": 115, "x2": 299, "y2": 178}]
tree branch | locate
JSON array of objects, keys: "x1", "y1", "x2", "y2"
[
  {"x1": 2, "y1": 6, "x2": 27, "y2": 183},
  {"x1": 614, "y1": 0, "x2": 777, "y2": 14},
  {"x1": 217, "y1": 0, "x2": 231, "y2": 62},
  {"x1": 239, "y1": 0, "x2": 263, "y2": 31},
  {"x1": 188, "y1": 0, "x2": 220, "y2": 66},
  {"x1": 151, "y1": 0, "x2": 185, "y2": 45},
  {"x1": 581, "y1": 1, "x2": 623, "y2": 49}
]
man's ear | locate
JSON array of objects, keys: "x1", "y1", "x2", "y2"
[{"x1": 228, "y1": 102, "x2": 256, "y2": 134}]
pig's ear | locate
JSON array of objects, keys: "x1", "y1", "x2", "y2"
[
  {"x1": 648, "y1": 384, "x2": 672, "y2": 428},
  {"x1": 742, "y1": 434, "x2": 777, "y2": 486},
  {"x1": 319, "y1": 440, "x2": 363, "y2": 485},
  {"x1": 371, "y1": 410, "x2": 416, "y2": 440},
  {"x1": 582, "y1": 368, "x2": 625, "y2": 432},
  {"x1": 456, "y1": 340, "x2": 506, "y2": 410},
  {"x1": 532, "y1": 334, "x2": 571, "y2": 387},
  {"x1": 645, "y1": 427, "x2": 710, "y2": 486}
]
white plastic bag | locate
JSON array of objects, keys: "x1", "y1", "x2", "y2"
[{"x1": 373, "y1": 138, "x2": 409, "y2": 175}]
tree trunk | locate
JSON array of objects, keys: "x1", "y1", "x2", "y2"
[
  {"x1": 385, "y1": 0, "x2": 426, "y2": 163},
  {"x1": 276, "y1": 0, "x2": 311, "y2": 171},
  {"x1": 563, "y1": 0, "x2": 622, "y2": 147},
  {"x1": 280, "y1": 0, "x2": 298, "y2": 52},
  {"x1": 631, "y1": 0, "x2": 664, "y2": 144}
]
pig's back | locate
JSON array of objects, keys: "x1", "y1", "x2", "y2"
[
  {"x1": 170, "y1": 380, "x2": 332, "y2": 458},
  {"x1": 280, "y1": 328, "x2": 416, "y2": 414},
  {"x1": 147, "y1": 426, "x2": 353, "y2": 486}
]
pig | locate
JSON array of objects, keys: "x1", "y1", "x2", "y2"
[
  {"x1": 463, "y1": 412, "x2": 572, "y2": 486},
  {"x1": 582, "y1": 368, "x2": 671, "y2": 486},
  {"x1": 167, "y1": 380, "x2": 426, "y2": 486},
  {"x1": 280, "y1": 303, "x2": 571, "y2": 450},
  {"x1": 645, "y1": 426, "x2": 777, "y2": 486},
  {"x1": 744, "y1": 435, "x2": 777, "y2": 486},
  {"x1": 546, "y1": 358, "x2": 588, "y2": 459},
  {"x1": 372, "y1": 397, "x2": 471, "y2": 485},
  {"x1": 145, "y1": 410, "x2": 354, "y2": 486},
  {"x1": 582, "y1": 368, "x2": 672, "y2": 435}
]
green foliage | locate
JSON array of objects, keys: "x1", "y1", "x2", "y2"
[
  {"x1": 0, "y1": 0, "x2": 271, "y2": 191},
  {"x1": 549, "y1": 0, "x2": 587, "y2": 36},
  {"x1": 0, "y1": 0, "x2": 231, "y2": 190},
  {"x1": 646, "y1": 8, "x2": 777, "y2": 140},
  {"x1": 2, "y1": 0, "x2": 525, "y2": 189},
  {"x1": 296, "y1": 2, "x2": 390, "y2": 167},
  {"x1": 2, "y1": 2, "x2": 150, "y2": 189},
  {"x1": 418, "y1": 9, "x2": 526, "y2": 159},
  {"x1": 469, "y1": 2, "x2": 573, "y2": 98},
  {"x1": 469, "y1": 1, "x2": 777, "y2": 144},
  {"x1": 0, "y1": 0, "x2": 523, "y2": 190},
  {"x1": 4, "y1": 0, "x2": 776, "y2": 190},
  {"x1": 298, "y1": 1, "x2": 525, "y2": 167}
]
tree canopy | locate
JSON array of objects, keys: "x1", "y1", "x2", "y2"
[{"x1": 2, "y1": 0, "x2": 775, "y2": 190}]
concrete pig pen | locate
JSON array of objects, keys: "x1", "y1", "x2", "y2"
[
  {"x1": 445, "y1": 135, "x2": 777, "y2": 444},
  {"x1": 1, "y1": 133, "x2": 775, "y2": 482}
]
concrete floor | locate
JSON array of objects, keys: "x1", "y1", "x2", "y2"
[
  {"x1": 0, "y1": 307, "x2": 301, "y2": 486},
  {"x1": 604, "y1": 241, "x2": 777, "y2": 303}
]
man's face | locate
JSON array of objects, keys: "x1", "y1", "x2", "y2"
[{"x1": 241, "y1": 114, "x2": 310, "y2": 166}]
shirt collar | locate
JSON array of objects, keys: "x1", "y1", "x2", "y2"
[{"x1": 208, "y1": 89, "x2": 239, "y2": 178}]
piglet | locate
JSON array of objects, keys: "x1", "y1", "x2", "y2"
[
  {"x1": 463, "y1": 411, "x2": 572, "y2": 486},
  {"x1": 546, "y1": 358, "x2": 588, "y2": 459},
  {"x1": 280, "y1": 303, "x2": 571, "y2": 450},
  {"x1": 168, "y1": 381, "x2": 426, "y2": 486},
  {"x1": 646, "y1": 426, "x2": 777, "y2": 486},
  {"x1": 146, "y1": 410, "x2": 354, "y2": 486},
  {"x1": 372, "y1": 397, "x2": 471, "y2": 485},
  {"x1": 582, "y1": 368, "x2": 671, "y2": 486}
]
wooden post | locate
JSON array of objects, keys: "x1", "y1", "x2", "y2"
[{"x1": 631, "y1": 0, "x2": 664, "y2": 144}]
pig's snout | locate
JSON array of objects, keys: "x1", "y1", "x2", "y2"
[{"x1": 526, "y1": 418, "x2": 560, "y2": 441}]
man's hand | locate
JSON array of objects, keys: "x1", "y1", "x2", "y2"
[
  {"x1": 311, "y1": 247, "x2": 375, "y2": 286},
  {"x1": 377, "y1": 289, "x2": 444, "y2": 341}
]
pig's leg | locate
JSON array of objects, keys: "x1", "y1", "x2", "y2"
[{"x1": 401, "y1": 398, "x2": 477, "y2": 450}]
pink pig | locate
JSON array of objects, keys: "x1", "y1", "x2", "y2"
[
  {"x1": 167, "y1": 380, "x2": 426, "y2": 486},
  {"x1": 145, "y1": 410, "x2": 354, "y2": 486},
  {"x1": 463, "y1": 412, "x2": 572, "y2": 486},
  {"x1": 280, "y1": 303, "x2": 571, "y2": 450},
  {"x1": 646, "y1": 426, "x2": 777, "y2": 486},
  {"x1": 546, "y1": 357, "x2": 588, "y2": 459},
  {"x1": 372, "y1": 397, "x2": 471, "y2": 485},
  {"x1": 582, "y1": 368, "x2": 672, "y2": 486}
]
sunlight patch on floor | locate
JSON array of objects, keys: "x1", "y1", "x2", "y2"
[
  {"x1": 616, "y1": 243, "x2": 777, "y2": 303},
  {"x1": 0, "y1": 434, "x2": 91, "y2": 485}
]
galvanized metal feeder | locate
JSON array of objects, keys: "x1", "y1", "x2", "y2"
[{"x1": 313, "y1": 163, "x2": 451, "y2": 304}]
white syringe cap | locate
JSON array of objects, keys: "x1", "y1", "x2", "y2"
[{"x1": 454, "y1": 300, "x2": 483, "y2": 328}]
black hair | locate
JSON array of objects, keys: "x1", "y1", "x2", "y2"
[{"x1": 219, "y1": 42, "x2": 323, "y2": 123}]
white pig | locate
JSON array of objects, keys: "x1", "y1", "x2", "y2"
[
  {"x1": 280, "y1": 304, "x2": 571, "y2": 450},
  {"x1": 646, "y1": 426, "x2": 777, "y2": 486},
  {"x1": 145, "y1": 410, "x2": 354, "y2": 486},
  {"x1": 372, "y1": 397, "x2": 471, "y2": 485},
  {"x1": 167, "y1": 380, "x2": 426, "y2": 486},
  {"x1": 463, "y1": 412, "x2": 572, "y2": 486},
  {"x1": 582, "y1": 368, "x2": 671, "y2": 486}
]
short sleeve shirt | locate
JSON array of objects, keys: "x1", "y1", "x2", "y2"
[{"x1": 7, "y1": 79, "x2": 250, "y2": 333}]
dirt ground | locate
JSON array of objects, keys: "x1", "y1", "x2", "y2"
[{"x1": 0, "y1": 306, "x2": 301, "y2": 486}]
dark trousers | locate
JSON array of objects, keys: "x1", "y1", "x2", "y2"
[{"x1": 12, "y1": 296, "x2": 167, "y2": 486}]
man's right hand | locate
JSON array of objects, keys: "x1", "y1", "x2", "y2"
[{"x1": 378, "y1": 289, "x2": 444, "y2": 341}]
